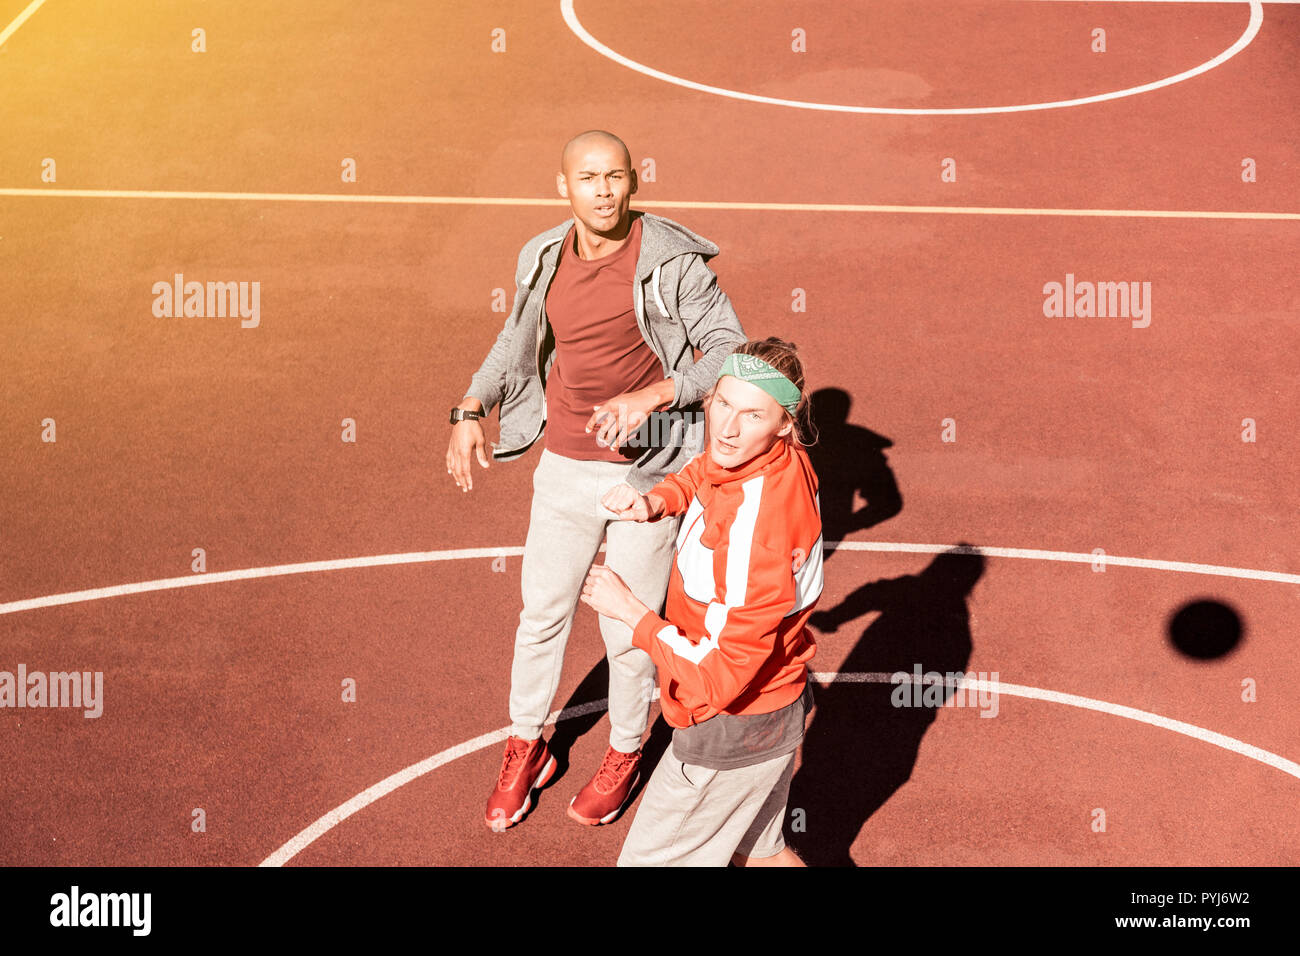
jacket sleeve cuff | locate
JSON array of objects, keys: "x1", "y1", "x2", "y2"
[
  {"x1": 632, "y1": 610, "x2": 665, "y2": 652},
  {"x1": 668, "y1": 369, "x2": 694, "y2": 409},
  {"x1": 464, "y1": 380, "x2": 501, "y2": 416},
  {"x1": 670, "y1": 335, "x2": 741, "y2": 411},
  {"x1": 650, "y1": 481, "x2": 687, "y2": 517}
]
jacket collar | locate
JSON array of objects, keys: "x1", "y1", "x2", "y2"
[{"x1": 700, "y1": 436, "x2": 790, "y2": 487}]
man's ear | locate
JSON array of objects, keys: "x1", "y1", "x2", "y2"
[
  {"x1": 556, "y1": 171, "x2": 569, "y2": 199},
  {"x1": 630, "y1": 166, "x2": 639, "y2": 195},
  {"x1": 777, "y1": 419, "x2": 794, "y2": 439}
]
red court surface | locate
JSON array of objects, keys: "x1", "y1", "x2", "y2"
[{"x1": 1, "y1": 0, "x2": 1298, "y2": 868}]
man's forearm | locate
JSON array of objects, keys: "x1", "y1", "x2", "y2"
[{"x1": 646, "y1": 378, "x2": 675, "y2": 410}]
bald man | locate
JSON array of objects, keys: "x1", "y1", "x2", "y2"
[{"x1": 447, "y1": 131, "x2": 746, "y2": 832}]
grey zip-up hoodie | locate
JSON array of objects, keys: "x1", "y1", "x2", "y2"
[{"x1": 465, "y1": 210, "x2": 747, "y2": 493}]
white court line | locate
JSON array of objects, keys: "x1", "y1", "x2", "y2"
[
  {"x1": 4, "y1": 541, "x2": 1300, "y2": 617},
  {"x1": 258, "y1": 697, "x2": 610, "y2": 867},
  {"x1": 259, "y1": 671, "x2": 1300, "y2": 866},
  {"x1": 0, "y1": 188, "x2": 572, "y2": 206},
  {"x1": 0, "y1": 547, "x2": 524, "y2": 615},
  {"x1": 0, "y1": 0, "x2": 48, "y2": 49},
  {"x1": 561, "y1": 0, "x2": 1264, "y2": 115},
  {"x1": 3, "y1": 189, "x2": 1295, "y2": 221},
  {"x1": 828, "y1": 542, "x2": 1300, "y2": 585}
]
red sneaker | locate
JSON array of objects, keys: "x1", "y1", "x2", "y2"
[
  {"x1": 567, "y1": 747, "x2": 641, "y2": 826},
  {"x1": 485, "y1": 735, "x2": 556, "y2": 831}
]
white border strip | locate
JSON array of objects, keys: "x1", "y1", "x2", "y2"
[
  {"x1": 561, "y1": 0, "x2": 1264, "y2": 115},
  {"x1": 260, "y1": 671, "x2": 1300, "y2": 866},
  {"x1": 4, "y1": 541, "x2": 1298, "y2": 616}
]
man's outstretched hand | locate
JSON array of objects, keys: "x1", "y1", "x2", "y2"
[
  {"x1": 446, "y1": 400, "x2": 490, "y2": 492},
  {"x1": 586, "y1": 380, "x2": 674, "y2": 453}
]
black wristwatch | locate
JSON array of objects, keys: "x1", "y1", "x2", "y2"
[{"x1": 449, "y1": 408, "x2": 484, "y2": 425}]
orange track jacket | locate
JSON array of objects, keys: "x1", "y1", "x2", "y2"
[{"x1": 631, "y1": 438, "x2": 823, "y2": 728}]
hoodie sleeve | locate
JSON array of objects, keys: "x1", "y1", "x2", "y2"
[
  {"x1": 645, "y1": 452, "x2": 705, "y2": 517},
  {"x1": 465, "y1": 238, "x2": 540, "y2": 414},
  {"x1": 631, "y1": 534, "x2": 808, "y2": 723},
  {"x1": 666, "y1": 254, "x2": 747, "y2": 409}
]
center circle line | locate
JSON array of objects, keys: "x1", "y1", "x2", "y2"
[
  {"x1": 560, "y1": 0, "x2": 1263, "y2": 115},
  {"x1": 259, "y1": 672, "x2": 1299, "y2": 866}
]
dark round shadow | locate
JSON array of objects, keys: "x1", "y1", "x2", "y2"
[{"x1": 1167, "y1": 600, "x2": 1243, "y2": 660}]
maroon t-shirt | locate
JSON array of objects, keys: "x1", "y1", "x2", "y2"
[{"x1": 543, "y1": 216, "x2": 663, "y2": 462}]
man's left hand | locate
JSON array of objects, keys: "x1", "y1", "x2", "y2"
[
  {"x1": 580, "y1": 564, "x2": 650, "y2": 627},
  {"x1": 586, "y1": 382, "x2": 671, "y2": 452}
]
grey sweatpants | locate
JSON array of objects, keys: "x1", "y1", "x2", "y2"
[
  {"x1": 617, "y1": 747, "x2": 797, "y2": 866},
  {"x1": 508, "y1": 449, "x2": 681, "y2": 753}
]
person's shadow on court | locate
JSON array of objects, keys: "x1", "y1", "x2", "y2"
[
  {"x1": 788, "y1": 547, "x2": 986, "y2": 866},
  {"x1": 806, "y1": 388, "x2": 902, "y2": 559}
]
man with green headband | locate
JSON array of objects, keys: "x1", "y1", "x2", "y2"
[{"x1": 583, "y1": 337, "x2": 824, "y2": 866}]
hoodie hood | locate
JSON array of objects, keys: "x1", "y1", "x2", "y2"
[{"x1": 632, "y1": 211, "x2": 720, "y2": 280}]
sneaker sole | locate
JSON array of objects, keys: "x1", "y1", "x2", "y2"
[
  {"x1": 486, "y1": 754, "x2": 557, "y2": 831},
  {"x1": 565, "y1": 770, "x2": 640, "y2": 826}
]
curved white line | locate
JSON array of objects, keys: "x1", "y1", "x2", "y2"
[
  {"x1": 258, "y1": 697, "x2": 614, "y2": 867},
  {"x1": 4, "y1": 541, "x2": 1299, "y2": 616},
  {"x1": 826, "y1": 542, "x2": 1300, "y2": 586},
  {"x1": 0, "y1": 547, "x2": 525, "y2": 615},
  {"x1": 260, "y1": 671, "x2": 1300, "y2": 866},
  {"x1": 560, "y1": 0, "x2": 1263, "y2": 115},
  {"x1": 818, "y1": 672, "x2": 1300, "y2": 779}
]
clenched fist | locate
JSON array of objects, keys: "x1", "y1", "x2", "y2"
[
  {"x1": 601, "y1": 483, "x2": 664, "y2": 522},
  {"x1": 580, "y1": 564, "x2": 650, "y2": 627}
]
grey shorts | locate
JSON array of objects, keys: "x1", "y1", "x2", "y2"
[{"x1": 617, "y1": 745, "x2": 797, "y2": 867}]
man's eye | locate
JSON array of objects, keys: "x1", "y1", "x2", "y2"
[{"x1": 749, "y1": 413, "x2": 761, "y2": 421}]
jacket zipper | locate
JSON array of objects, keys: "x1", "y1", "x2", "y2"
[
  {"x1": 494, "y1": 236, "x2": 562, "y2": 458},
  {"x1": 636, "y1": 264, "x2": 671, "y2": 380}
]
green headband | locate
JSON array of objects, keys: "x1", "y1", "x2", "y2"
[{"x1": 717, "y1": 352, "x2": 801, "y2": 415}]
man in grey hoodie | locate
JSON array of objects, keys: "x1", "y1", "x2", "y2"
[{"x1": 447, "y1": 130, "x2": 746, "y2": 832}]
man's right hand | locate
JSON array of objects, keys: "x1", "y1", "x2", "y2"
[
  {"x1": 601, "y1": 484, "x2": 663, "y2": 522},
  {"x1": 446, "y1": 399, "x2": 490, "y2": 492}
]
